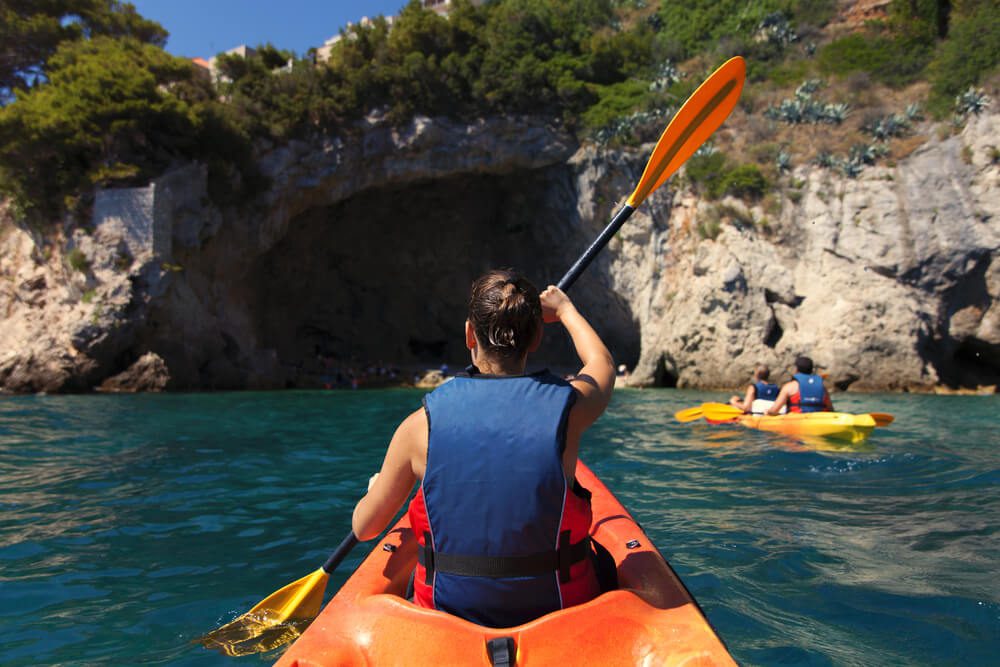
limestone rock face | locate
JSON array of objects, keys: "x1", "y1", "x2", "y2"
[
  {"x1": 618, "y1": 111, "x2": 1000, "y2": 391},
  {"x1": 1, "y1": 110, "x2": 998, "y2": 393},
  {"x1": 97, "y1": 352, "x2": 170, "y2": 392}
]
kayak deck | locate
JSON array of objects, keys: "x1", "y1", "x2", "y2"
[
  {"x1": 708, "y1": 411, "x2": 878, "y2": 443},
  {"x1": 741, "y1": 412, "x2": 876, "y2": 443},
  {"x1": 274, "y1": 462, "x2": 735, "y2": 666}
]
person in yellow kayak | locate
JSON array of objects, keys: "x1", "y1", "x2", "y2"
[
  {"x1": 351, "y1": 268, "x2": 615, "y2": 627},
  {"x1": 728, "y1": 364, "x2": 781, "y2": 414},
  {"x1": 766, "y1": 355, "x2": 834, "y2": 414}
]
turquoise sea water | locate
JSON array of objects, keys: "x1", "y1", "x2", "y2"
[{"x1": 0, "y1": 389, "x2": 997, "y2": 666}]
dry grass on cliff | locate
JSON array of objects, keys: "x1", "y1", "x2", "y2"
[{"x1": 696, "y1": 75, "x2": 934, "y2": 177}]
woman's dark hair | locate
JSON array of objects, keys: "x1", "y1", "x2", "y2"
[
  {"x1": 468, "y1": 269, "x2": 542, "y2": 359},
  {"x1": 753, "y1": 364, "x2": 770, "y2": 381}
]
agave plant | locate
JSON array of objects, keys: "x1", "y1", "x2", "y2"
[
  {"x1": 841, "y1": 160, "x2": 863, "y2": 179},
  {"x1": 694, "y1": 141, "x2": 719, "y2": 157},
  {"x1": 778, "y1": 98, "x2": 805, "y2": 123},
  {"x1": 802, "y1": 100, "x2": 827, "y2": 124},
  {"x1": 814, "y1": 151, "x2": 837, "y2": 169},
  {"x1": 756, "y1": 12, "x2": 797, "y2": 47},
  {"x1": 649, "y1": 61, "x2": 681, "y2": 92},
  {"x1": 822, "y1": 103, "x2": 850, "y2": 124},
  {"x1": 776, "y1": 151, "x2": 792, "y2": 173},
  {"x1": 905, "y1": 103, "x2": 923, "y2": 122},
  {"x1": 795, "y1": 79, "x2": 822, "y2": 101},
  {"x1": 955, "y1": 87, "x2": 991, "y2": 116},
  {"x1": 863, "y1": 114, "x2": 910, "y2": 140},
  {"x1": 849, "y1": 143, "x2": 881, "y2": 165}
]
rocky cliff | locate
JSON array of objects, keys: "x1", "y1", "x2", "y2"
[{"x1": 1, "y1": 110, "x2": 997, "y2": 393}]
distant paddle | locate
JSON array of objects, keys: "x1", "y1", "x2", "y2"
[
  {"x1": 674, "y1": 403, "x2": 744, "y2": 422},
  {"x1": 674, "y1": 404, "x2": 709, "y2": 422},
  {"x1": 201, "y1": 56, "x2": 747, "y2": 658},
  {"x1": 557, "y1": 56, "x2": 746, "y2": 291}
]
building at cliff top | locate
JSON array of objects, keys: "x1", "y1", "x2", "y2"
[{"x1": 315, "y1": 0, "x2": 486, "y2": 63}]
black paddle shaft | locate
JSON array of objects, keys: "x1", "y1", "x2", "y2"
[
  {"x1": 321, "y1": 532, "x2": 360, "y2": 574},
  {"x1": 556, "y1": 204, "x2": 635, "y2": 292}
]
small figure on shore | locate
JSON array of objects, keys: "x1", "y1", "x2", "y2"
[
  {"x1": 351, "y1": 268, "x2": 616, "y2": 627},
  {"x1": 767, "y1": 355, "x2": 833, "y2": 415},
  {"x1": 729, "y1": 364, "x2": 781, "y2": 414}
]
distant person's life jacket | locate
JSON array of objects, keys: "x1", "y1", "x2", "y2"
[
  {"x1": 753, "y1": 381, "x2": 779, "y2": 401},
  {"x1": 408, "y1": 370, "x2": 599, "y2": 627},
  {"x1": 790, "y1": 373, "x2": 826, "y2": 413}
]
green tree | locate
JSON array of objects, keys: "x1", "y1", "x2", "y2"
[
  {"x1": 0, "y1": 0, "x2": 166, "y2": 99},
  {"x1": 0, "y1": 36, "x2": 207, "y2": 217}
]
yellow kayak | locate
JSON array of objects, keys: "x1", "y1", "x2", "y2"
[
  {"x1": 736, "y1": 412, "x2": 877, "y2": 443},
  {"x1": 677, "y1": 403, "x2": 891, "y2": 444}
]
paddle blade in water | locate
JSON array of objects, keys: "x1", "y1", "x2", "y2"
[
  {"x1": 627, "y1": 56, "x2": 745, "y2": 208},
  {"x1": 199, "y1": 567, "x2": 329, "y2": 656},
  {"x1": 674, "y1": 405, "x2": 706, "y2": 422},
  {"x1": 701, "y1": 403, "x2": 745, "y2": 422},
  {"x1": 869, "y1": 412, "x2": 895, "y2": 427}
]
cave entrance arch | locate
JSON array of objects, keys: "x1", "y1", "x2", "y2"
[{"x1": 247, "y1": 167, "x2": 641, "y2": 387}]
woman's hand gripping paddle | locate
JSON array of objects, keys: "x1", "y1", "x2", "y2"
[
  {"x1": 557, "y1": 56, "x2": 746, "y2": 291},
  {"x1": 200, "y1": 56, "x2": 746, "y2": 657}
]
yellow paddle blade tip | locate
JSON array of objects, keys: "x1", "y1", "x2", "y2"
[
  {"x1": 198, "y1": 567, "x2": 330, "y2": 656},
  {"x1": 674, "y1": 406, "x2": 705, "y2": 422}
]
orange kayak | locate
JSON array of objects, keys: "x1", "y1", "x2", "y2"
[{"x1": 275, "y1": 461, "x2": 735, "y2": 666}]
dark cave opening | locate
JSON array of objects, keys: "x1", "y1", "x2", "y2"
[
  {"x1": 763, "y1": 312, "x2": 784, "y2": 349},
  {"x1": 654, "y1": 354, "x2": 678, "y2": 388},
  {"x1": 246, "y1": 168, "x2": 642, "y2": 386}
]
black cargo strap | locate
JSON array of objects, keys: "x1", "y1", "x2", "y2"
[{"x1": 420, "y1": 530, "x2": 590, "y2": 585}]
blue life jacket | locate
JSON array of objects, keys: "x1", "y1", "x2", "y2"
[
  {"x1": 792, "y1": 373, "x2": 825, "y2": 412},
  {"x1": 754, "y1": 381, "x2": 779, "y2": 401},
  {"x1": 412, "y1": 370, "x2": 595, "y2": 627}
]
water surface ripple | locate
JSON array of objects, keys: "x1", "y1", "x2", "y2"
[{"x1": 0, "y1": 389, "x2": 996, "y2": 665}]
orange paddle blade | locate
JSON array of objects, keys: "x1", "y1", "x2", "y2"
[{"x1": 627, "y1": 56, "x2": 746, "y2": 208}]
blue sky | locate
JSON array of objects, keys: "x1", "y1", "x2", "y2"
[{"x1": 130, "y1": 1, "x2": 408, "y2": 59}]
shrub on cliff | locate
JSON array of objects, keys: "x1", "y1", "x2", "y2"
[
  {"x1": 816, "y1": 0, "x2": 938, "y2": 89},
  {"x1": 927, "y1": 0, "x2": 1000, "y2": 115},
  {"x1": 721, "y1": 164, "x2": 768, "y2": 201}
]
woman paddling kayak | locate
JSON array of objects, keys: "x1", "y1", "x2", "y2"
[{"x1": 350, "y1": 268, "x2": 616, "y2": 627}]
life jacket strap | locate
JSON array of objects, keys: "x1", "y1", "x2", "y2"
[{"x1": 419, "y1": 531, "x2": 590, "y2": 584}]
